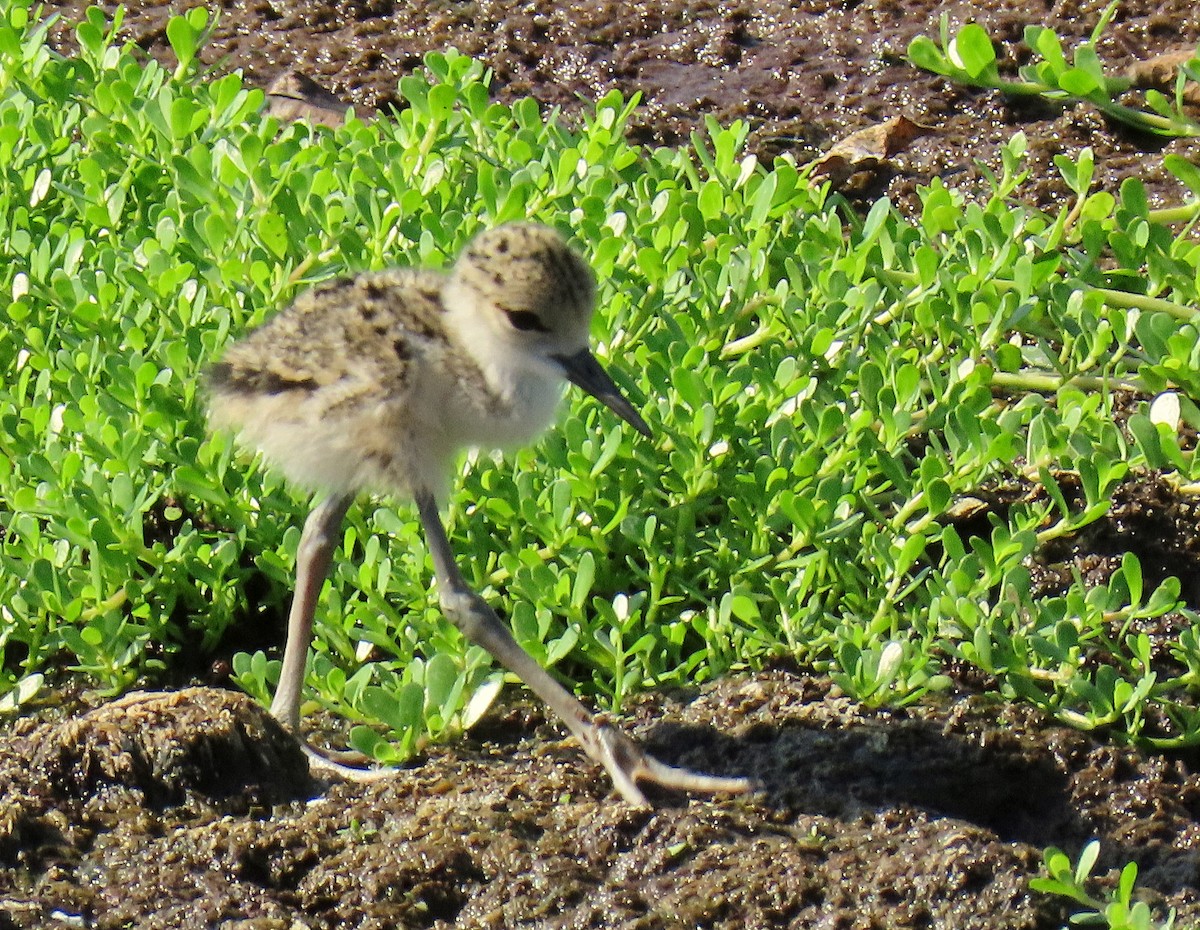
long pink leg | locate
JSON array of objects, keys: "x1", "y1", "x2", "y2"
[
  {"x1": 270, "y1": 494, "x2": 351, "y2": 730},
  {"x1": 414, "y1": 489, "x2": 752, "y2": 806}
]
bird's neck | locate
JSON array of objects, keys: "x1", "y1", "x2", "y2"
[{"x1": 440, "y1": 302, "x2": 564, "y2": 449}]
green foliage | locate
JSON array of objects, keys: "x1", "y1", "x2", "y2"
[
  {"x1": 909, "y1": 3, "x2": 1200, "y2": 138},
  {"x1": 3, "y1": 2, "x2": 1200, "y2": 784},
  {"x1": 1032, "y1": 842, "x2": 1177, "y2": 929}
]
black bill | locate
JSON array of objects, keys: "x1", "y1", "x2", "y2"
[{"x1": 554, "y1": 348, "x2": 652, "y2": 438}]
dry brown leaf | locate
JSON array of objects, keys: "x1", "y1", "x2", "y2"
[
  {"x1": 265, "y1": 71, "x2": 357, "y2": 127},
  {"x1": 1125, "y1": 47, "x2": 1200, "y2": 107},
  {"x1": 810, "y1": 115, "x2": 930, "y2": 186},
  {"x1": 944, "y1": 497, "x2": 988, "y2": 520}
]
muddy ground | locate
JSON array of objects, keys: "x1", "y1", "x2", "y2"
[{"x1": 4, "y1": 0, "x2": 1200, "y2": 927}]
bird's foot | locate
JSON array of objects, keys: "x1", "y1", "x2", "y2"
[
  {"x1": 586, "y1": 721, "x2": 755, "y2": 807},
  {"x1": 298, "y1": 739, "x2": 398, "y2": 782}
]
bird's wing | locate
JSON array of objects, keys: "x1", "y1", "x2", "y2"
[{"x1": 208, "y1": 268, "x2": 452, "y2": 411}]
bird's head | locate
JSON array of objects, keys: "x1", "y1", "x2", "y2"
[{"x1": 447, "y1": 223, "x2": 651, "y2": 437}]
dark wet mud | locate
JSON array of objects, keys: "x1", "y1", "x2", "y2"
[
  {"x1": 38, "y1": 0, "x2": 1200, "y2": 212},
  {"x1": 3, "y1": 674, "x2": 1199, "y2": 928},
  {"x1": 6, "y1": 1, "x2": 1200, "y2": 927}
]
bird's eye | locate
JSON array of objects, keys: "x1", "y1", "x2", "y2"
[{"x1": 505, "y1": 309, "x2": 548, "y2": 332}]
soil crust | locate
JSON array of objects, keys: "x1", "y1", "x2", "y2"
[{"x1": 4, "y1": 673, "x2": 1200, "y2": 928}]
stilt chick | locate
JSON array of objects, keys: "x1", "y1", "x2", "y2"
[{"x1": 207, "y1": 222, "x2": 749, "y2": 805}]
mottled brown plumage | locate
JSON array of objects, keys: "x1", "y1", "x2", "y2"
[{"x1": 209, "y1": 268, "x2": 490, "y2": 499}]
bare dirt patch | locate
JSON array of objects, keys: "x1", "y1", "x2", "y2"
[{"x1": 5, "y1": 675, "x2": 1200, "y2": 928}]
